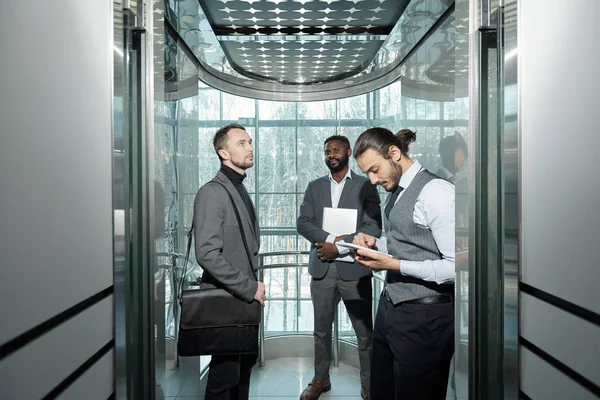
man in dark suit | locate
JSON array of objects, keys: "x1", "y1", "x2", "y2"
[
  {"x1": 193, "y1": 124, "x2": 265, "y2": 400},
  {"x1": 297, "y1": 135, "x2": 382, "y2": 400}
]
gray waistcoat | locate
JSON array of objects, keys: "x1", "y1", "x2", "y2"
[{"x1": 384, "y1": 169, "x2": 454, "y2": 304}]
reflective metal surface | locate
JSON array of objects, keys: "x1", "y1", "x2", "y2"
[
  {"x1": 113, "y1": 1, "x2": 127, "y2": 396},
  {"x1": 464, "y1": 0, "x2": 518, "y2": 398},
  {"x1": 114, "y1": 0, "x2": 159, "y2": 397},
  {"x1": 501, "y1": 0, "x2": 518, "y2": 398},
  {"x1": 454, "y1": 1, "x2": 469, "y2": 397},
  {"x1": 163, "y1": 0, "x2": 455, "y2": 101}
]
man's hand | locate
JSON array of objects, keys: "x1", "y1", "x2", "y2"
[
  {"x1": 334, "y1": 234, "x2": 348, "y2": 243},
  {"x1": 353, "y1": 232, "x2": 377, "y2": 249},
  {"x1": 355, "y1": 249, "x2": 399, "y2": 271},
  {"x1": 315, "y1": 242, "x2": 339, "y2": 261},
  {"x1": 254, "y1": 281, "x2": 266, "y2": 305}
]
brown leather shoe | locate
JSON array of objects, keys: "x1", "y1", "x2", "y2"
[
  {"x1": 299, "y1": 377, "x2": 331, "y2": 400},
  {"x1": 361, "y1": 386, "x2": 370, "y2": 400}
]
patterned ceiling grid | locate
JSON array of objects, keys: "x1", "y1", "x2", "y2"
[{"x1": 198, "y1": 0, "x2": 406, "y2": 84}]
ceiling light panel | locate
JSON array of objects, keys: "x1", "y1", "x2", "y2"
[{"x1": 199, "y1": 0, "x2": 404, "y2": 84}]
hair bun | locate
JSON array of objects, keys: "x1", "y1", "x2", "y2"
[{"x1": 396, "y1": 129, "x2": 417, "y2": 144}]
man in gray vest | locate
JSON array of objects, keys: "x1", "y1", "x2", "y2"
[
  {"x1": 297, "y1": 135, "x2": 382, "y2": 400},
  {"x1": 351, "y1": 127, "x2": 455, "y2": 400}
]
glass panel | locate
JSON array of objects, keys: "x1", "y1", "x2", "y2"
[
  {"x1": 296, "y1": 127, "x2": 334, "y2": 191},
  {"x1": 258, "y1": 127, "x2": 296, "y2": 193},
  {"x1": 415, "y1": 99, "x2": 427, "y2": 119},
  {"x1": 403, "y1": 97, "x2": 416, "y2": 119},
  {"x1": 259, "y1": 194, "x2": 296, "y2": 228},
  {"x1": 444, "y1": 100, "x2": 456, "y2": 120},
  {"x1": 409, "y1": 126, "x2": 444, "y2": 172},
  {"x1": 222, "y1": 92, "x2": 255, "y2": 120},
  {"x1": 257, "y1": 100, "x2": 297, "y2": 120},
  {"x1": 300, "y1": 100, "x2": 337, "y2": 119},
  {"x1": 243, "y1": 128, "x2": 257, "y2": 192},
  {"x1": 298, "y1": 300, "x2": 315, "y2": 332},
  {"x1": 198, "y1": 89, "x2": 220, "y2": 120},
  {"x1": 198, "y1": 128, "x2": 220, "y2": 186},
  {"x1": 338, "y1": 96, "x2": 366, "y2": 119},
  {"x1": 298, "y1": 266, "x2": 312, "y2": 299},
  {"x1": 379, "y1": 82, "x2": 403, "y2": 118},
  {"x1": 426, "y1": 101, "x2": 441, "y2": 119},
  {"x1": 337, "y1": 304, "x2": 357, "y2": 344},
  {"x1": 263, "y1": 267, "x2": 298, "y2": 298},
  {"x1": 264, "y1": 300, "x2": 297, "y2": 334}
]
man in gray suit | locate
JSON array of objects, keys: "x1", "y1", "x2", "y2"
[
  {"x1": 297, "y1": 135, "x2": 382, "y2": 400},
  {"x1": 193, "y1": 124, "x2": 265, "y2": 400}
]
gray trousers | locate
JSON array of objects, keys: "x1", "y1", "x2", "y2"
[{"x1": 310, "y1": 263, "x2": 373, "y2": 388}]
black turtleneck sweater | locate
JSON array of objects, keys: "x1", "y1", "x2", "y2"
[{"x1": 220, "y1": 165, "x2": 256, "y2": 227}]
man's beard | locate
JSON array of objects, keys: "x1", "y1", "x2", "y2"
[
  {"x1": 386, "y1": 160, "x2": 403, "y2": 192},
  {"x1": 232, "y1": 158, "x2": 253, "y2": 171},
  {"x1": 326, "y1": 154, "x2": 349, "y2": 173}
]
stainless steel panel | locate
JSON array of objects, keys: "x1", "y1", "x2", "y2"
[
  {"x1": 501, "y1": 0, "x2": 518, "y2": 398},
  {"x1": 519, "y1": 0, "x2": 600, "y2": 314},
  {"x1": 60, "y1": 350, "x2": 115, "y2": 400},
  {"x1": 467, "y1": 1, "x2": 514, "y2": 397},
  {"x1": 521, "y1": 348, "x2": 598, "y2": 400},
  {"x1": 521, "y1": 293, "x2": 600, "y2": 385},
  {"x1": 117, "y1": 7, "x2": 156, "y2": 397},
  {"x1": 0, "y1": 297, "x2": 114, "y2": 399},
  {"x1": 0, "y1": 0, "x2": 114, "y2": 344}
]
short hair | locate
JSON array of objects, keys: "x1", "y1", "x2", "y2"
[
  {"x1": 213, "y1": 123, "x2": 246, "y2": 161},
  {"x1": 439, "y1": 132, "x2": 468, "y2": 165},
  {"x1": 354, "y1": 127, "x2": 417, "y2": 159},
  {"x1": 324, "y1": 135, "x2": 351, "y2": 150}
]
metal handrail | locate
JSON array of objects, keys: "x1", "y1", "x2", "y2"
[
  {"x1": 156, "y1": 251, "x2": 185, "y2": 259},
  {"x1": 257, "y1": 250, "x2": 343, "y2": 368},
  {"x1": 259, "y1": 263, "x2": 307, "y2": 269},
  {"x1": 259, "y1": 250, "x2": 310, "y2": 257}
]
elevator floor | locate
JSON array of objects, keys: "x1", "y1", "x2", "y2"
[
  {"x1": 160, "y1": 356, "x2": 460, "y2": 399},
  {"x1": 162, "y1": 356, "x2": 363, "y2": 399}
]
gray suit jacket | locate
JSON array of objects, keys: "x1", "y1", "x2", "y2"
[
  {"x1": 193, "y1": 170, "x2": 260, "y2": 303},
  {"x1": 297, "y1": 171, "x2": 382, "y2": 281}
]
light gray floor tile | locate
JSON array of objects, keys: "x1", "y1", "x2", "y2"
[
  {"x1": 250, "y1": 357, "x2": 362, "y2": 398},
  {"x1": 249, "y1": 398, "x2": 363, "y2": 400},
  {"x1": 158, "y1": 355, "x2": 456, "y2": 398},
  {"x1": 178, "y1": 377, "x2": 207, "y2": 396}
]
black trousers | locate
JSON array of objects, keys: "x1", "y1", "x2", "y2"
[
  {"x1": 205, "y1": 353, "x2": 256, "y2": 400},
  {"x1": 370, "y1": 293, "x2": 454, "y2": 400}
]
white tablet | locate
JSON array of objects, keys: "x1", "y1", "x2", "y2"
[{"x1": 337, "y1": 242, "x2": 393, "y2": 257}]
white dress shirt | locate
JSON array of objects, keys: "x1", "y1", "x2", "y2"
[
  {"x1": 377, "y1": 160, "x2": 455, "y2": 284},
  {"x1": 325, "y1": 168, "x2": 352, "y2": 255}
]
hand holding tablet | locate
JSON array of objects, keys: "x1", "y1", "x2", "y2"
[{"x1": 336, "y1": 242, "x2": 393, "y2": 257}]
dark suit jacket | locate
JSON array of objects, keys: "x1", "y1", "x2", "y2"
[
  {"x1": 297, "y1": 171, "x2": 382, "y2": 281},
  {"x1": 193, "y1": 170, "x2": 260, "y2": 302}
]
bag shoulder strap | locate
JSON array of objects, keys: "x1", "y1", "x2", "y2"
[
  {"x1": 210, "y1": 181, "x2": 257, "y2": 280},
  {"x1": 179, "y1": 181, "x2": 258, "y2": 303}
]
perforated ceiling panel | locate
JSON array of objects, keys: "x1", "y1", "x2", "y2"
[{"x1": 199, "y1": 0, "x2": 406, "y2": 84}]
